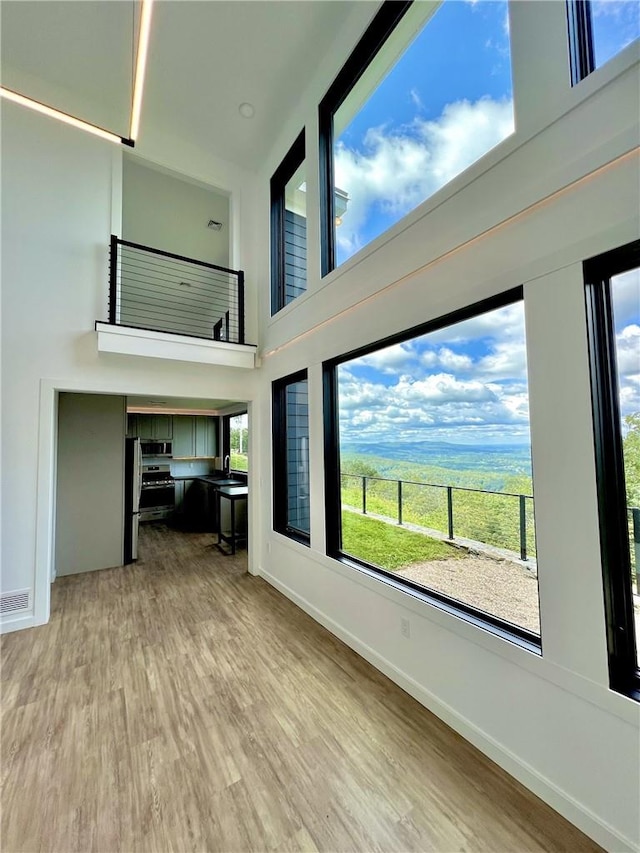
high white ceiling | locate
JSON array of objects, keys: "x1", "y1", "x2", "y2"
[{"x1": 1, "y1": 0, "x2": 379, "y2": 170}]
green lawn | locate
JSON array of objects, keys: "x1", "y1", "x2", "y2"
[
  {"x1": 341, "y1": 510, "x2": 463, "y2": 571},
  {"x1": 230, "y1": 453, "x2": 248, "y2": 472}
]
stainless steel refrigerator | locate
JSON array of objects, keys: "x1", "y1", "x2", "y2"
[{"x1": 124, "y1": 437, "x2": 142, "y2": 563}]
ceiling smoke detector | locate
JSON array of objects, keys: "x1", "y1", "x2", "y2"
[
  {"x1": 238, "y1": 102, "x2": 255, "y2": 119},
  {"x1": 207, "y1": 220, "x2": 223, "y2": 231}
]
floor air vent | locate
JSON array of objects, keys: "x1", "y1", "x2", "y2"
[{"x1": 0, "y1": 589, "x2": 30, "y2": 614}]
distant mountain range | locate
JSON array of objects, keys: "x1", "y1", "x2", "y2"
[{"x1": 341, "y1": 440, "x2": 532, "y2": 476}]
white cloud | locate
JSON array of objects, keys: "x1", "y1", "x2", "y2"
[
  {"x1": 437, "y1": 347, "x2": 474, "y2": 372},
  {"x1": 335, "y1": 96, "x2": 514, "y2": 257},
  {"x1": 338, "y1": 366, "x2": 530, "y2": 445},
  {"x1": 358, "y1": 341, "x2": 418, "y2": 374},
  {"x1": 616, "y1": 323, "x2": 640, "y2": 415},
  {"x1": 398, "y1": 373, "x2": 498, "y2": 404},
  {"x1": 612, "y1": 267, "x2": 640, "y2": 327},
  {"x1": 616, "y1": 324, "x2": 640, "y2": 377},
  {"x1": 419, "y1": 302, "x2": 525, "y2": 347},
  {"x1": 409, "y1": 88, "x2": 424, "y2": 111},
  {"x1": 476, "y1": 340, "x2": 528, "y2": 379}
]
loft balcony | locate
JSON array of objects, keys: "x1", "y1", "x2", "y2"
[{"x1": 96, "y1": 236, "x2": 256, "y2": 369}]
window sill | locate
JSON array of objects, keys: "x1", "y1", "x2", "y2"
[{"x1": 332, "y1": 549, "x2": 542, "y2": 656}]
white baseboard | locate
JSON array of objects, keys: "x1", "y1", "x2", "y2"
[
  {"x1": 259, "y1": 566, "x2": 638, "y2": 853},
  {"x1": 0, "y1": 611, "x2": 35, "y2": 635}
]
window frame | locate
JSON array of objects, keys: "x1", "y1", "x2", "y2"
[
  {"x1": 584, "y1": 240, "x2": 640, "y2": 700},
  {"x1": 272, "y1": 369, "x2": 311, "y2": 546},
  {"x1": 318, "y1": 1, "x2": 412, "y2": 277},
  {"x1": 322, "y1": 285, "x2": 541, "y2": 649},
  {"x1": 223, "y1": 410, "x2": 248, "y2": 476},
  {"x1": 270, "y1": 130, "x2": 306, "y2": 315},
  {"x1": 566, "y1": 0, "x2": 595, "y2": 85}
]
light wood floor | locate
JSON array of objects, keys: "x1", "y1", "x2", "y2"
[{"x1": 1, "y1": 524, "x2": 602, "y2": 853}]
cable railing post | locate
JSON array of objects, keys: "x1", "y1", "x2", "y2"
[
  {"x1": 447, "y1": 486, "x2": 454, "y2": 540},
  {"x1": 362, "y1": 476, "x2": 367, "y2": 515},
  {"x1": 519, "y1": 494, "x2": 527, "y2": 561},
  {"x1": 397, "y1": 480, "x2": 403, "y2": 525},
  {"x1": 109, "y1": 235, "x2": 118, "y2": 324},
  {"x1": 237, "y1": 271, "x2": 245, "y2": 344}
]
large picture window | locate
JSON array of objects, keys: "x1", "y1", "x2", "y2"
[
  {"x1": 567, "y1": 0, "x2": 639, "y2": 86},
  {"x1": 585, "y1": 241, "x2": 640, "y2": 699},
  {"x1": 270, "y1": 131, "x2": 307, "y2": 315},
  {"x1": 324, "y1": 289, "x2": 540, "y2": 644},
  {"x1": 319, "y1": 0, "x2": 514, "y2": 274},
  {"x1": 273, "y1": 370, "x2": 310, "y2": 544}
]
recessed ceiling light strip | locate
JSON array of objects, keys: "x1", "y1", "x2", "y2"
[
  {"x1": 129, "y1": 0, "x2": 154, "y2": 141},
  {"x1": 0, "y1": 86, "x2": 127, "y2": 145}
]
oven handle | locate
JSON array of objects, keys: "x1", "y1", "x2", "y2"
[{"x1": 141, "y1": 483, "x2": 175, "y2": 490}]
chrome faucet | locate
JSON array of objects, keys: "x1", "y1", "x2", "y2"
[{"x1": 223, "y1": 454, "x2": 230, "y2": 476}]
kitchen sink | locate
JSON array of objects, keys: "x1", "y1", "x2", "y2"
[{"x1": 203, "y1": 477, "x2": 244, "y2": 486}]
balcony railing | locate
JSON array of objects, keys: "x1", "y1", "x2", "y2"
[
  {"x1": 108, "y1": 236, "x2": 245, "y2": 344},
  {"x1": 341, "y1": 472, "x2": 536, "y2": 562}
]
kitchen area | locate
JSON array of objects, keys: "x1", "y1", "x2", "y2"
[
  {"x1": 126, "y1": 406, "x2": 249, "y2": 562},
  {"x1": 54, "y1": 392, "x2": 249, "y2": 580}
]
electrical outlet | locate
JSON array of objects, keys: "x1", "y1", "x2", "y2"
[{"x1": 401, "y1": 617, "x2": 410, "y2": 639}]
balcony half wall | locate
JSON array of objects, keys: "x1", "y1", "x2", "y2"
[{"x1": 95, "y1": 322, "x2": 257, "y2": 369}]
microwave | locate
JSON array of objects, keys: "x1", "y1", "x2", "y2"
[{"x1": 141, "y1": 440, "x2": 173, "y2": 457}]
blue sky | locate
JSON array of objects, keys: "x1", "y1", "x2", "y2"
[
  {"x1": 333, "y1": 0, "x2": 639, "y2": 268},
  {"x1": 331, "y1": 0, "x2": 639, "y2": 449},
  {"x1": 592, "y1": 0, "x2": 640, "y2": 67},
  {"x1": 334, "y1": 0, "x2": 514, "y2": 266},
  {"x1": 338, "y1": 270, "x2": 639, "y2": 448},
  {"x1": 611, "y1": 267, "x2": 640, "y2": 427},
  {"x1": 338, "y1": 302, "x2": 532, "y2": 447}
]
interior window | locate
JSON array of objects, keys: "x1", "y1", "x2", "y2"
[{"x1": 271, "y1": 131, "x2": 307, "y2": 315}]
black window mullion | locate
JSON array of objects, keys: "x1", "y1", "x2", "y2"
[
  {"x1": 323, "y1": 365, "x2": 342, "y2": 554},
  {"x1": 319, "y1": 101, "x2": 335, "y2": 278},
  {"x1": 319, "y1": 0, "x2": 413, "y2": 277},
  {"x1": 273, "y1": 369, "x2": 310, "y2": 545},
  {"x1": 271, "y1": 130, "x2": 305, "y2": 315},
  {"x1": 584, "y1": 242, "x2": 640, "y2": 698},
  {"x1": 566, "y1": 0, "x2": 596, "y2": 85}
]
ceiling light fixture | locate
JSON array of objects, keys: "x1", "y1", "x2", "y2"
[
  {"x1": 0, "y1": 87, "x2": 124, "y2": 145},
  {"x1": 129, "y1": 0, "x2": 154, "y2": 141},
  {"x1": 239, "y1": 102, "x2": 255, "y2": 119},
  {"x1": 1, "y1": 0, "x2": 154, "y2": 146}
]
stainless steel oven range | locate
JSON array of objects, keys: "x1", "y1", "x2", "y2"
[{"x1": 140, "y1": 463, "x2": 175, "y2": 522}]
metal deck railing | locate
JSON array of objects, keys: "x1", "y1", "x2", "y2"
[{"x1": 108, "y1": 236, "x2": 245, "y2": 344}]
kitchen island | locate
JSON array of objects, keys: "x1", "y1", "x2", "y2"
[
  {"x1": 215, "y1": 485, "x2": 249, "y2": 555},
  {"x1": 173, "y1": 474, "x2": 246, "y2": 535}
]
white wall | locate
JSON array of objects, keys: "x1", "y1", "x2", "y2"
[
  {"x1": 253, "y1": 3, "x2": 640, "y2": 851},
  {"x1": 0, "y1": 100, "x2": 260, "y2": 631},
  {"x1": 122, "y1": 156, "x2": 230, "y2": 267},
  {"x1": 55, "y1": 393, "x2": 126, "y2": 576},
  {"x1": 1, "y1": 2, "x2": 638, "y2": 849}
]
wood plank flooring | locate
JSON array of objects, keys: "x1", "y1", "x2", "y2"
[{"x1": 1, "y1": 524, "x2": 602, "y2": 852}]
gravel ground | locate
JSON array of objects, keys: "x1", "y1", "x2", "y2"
[{"x1": 396, "y1": 553, "x2": 541, "y2": 635}]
